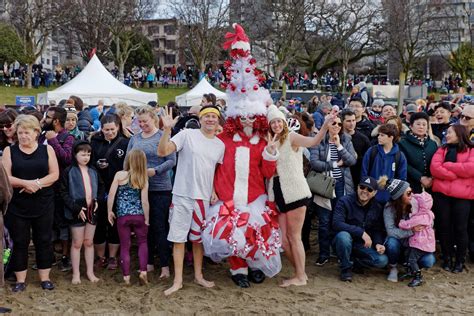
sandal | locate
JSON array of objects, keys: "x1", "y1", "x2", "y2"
[
  {"x1": 40, "y1": 280, "x2": 55, "y2": 290},
  {"x1": 11, "y1": 283, "x2": 26, "y2": 293}
]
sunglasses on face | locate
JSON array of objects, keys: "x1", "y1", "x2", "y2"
[
  {"x1": 0, "y1": 123, "x2": 12, "y2": 129},
  {"x1": 241, "y1": 116, "x2": 256, "y2": 123},
  {"x1": 358, "y1": 185, "x2": 374, "y2": 193},
  {"x1": 405, "y1": 190, "x2": 413, "y2": 197},
  {"x1": 332, "y1": 122, "x2": 343, "y2": 127},
  {"x1": 461, "y1": 114, "x2": 473, "y2": 121}
]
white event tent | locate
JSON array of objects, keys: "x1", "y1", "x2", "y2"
[
  {"x1": 175, "y1": 78, "x2": 226, "y2": 107},
  {"x1": 37, "y1": 55, "x2": 157, "y2": 106}
]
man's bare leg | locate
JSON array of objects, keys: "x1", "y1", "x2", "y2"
[
  {"x1": 192, "y1": 242, "x2": 214, "y2": 288},
  {"x1": 164, "y1": 243, "x2": 184, "y2": 296}
]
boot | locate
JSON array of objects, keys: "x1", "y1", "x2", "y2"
[
  {"x1": 452, "y1": 257, "x2": 465, "y2": 273},
  {"x1": 387, "y1": 264, "x2": 398, "y2": 282},
  {"x1": 408, "y1": 270, "x2": 423, "y2": 287},
  {"x1": 442, "y1": 256, "x2": 453, "y2": 271},
  {"x1": 398, "y1": 263, "x2": 412, "y2": 281}
]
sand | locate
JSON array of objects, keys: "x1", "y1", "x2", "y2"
[{"x1": 2, "y1": 245, "x2": 474, "y2": 315}]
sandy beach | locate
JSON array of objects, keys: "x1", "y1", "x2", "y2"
[{"x1": 2, "y1": 239, "x2": 474, "y2": 315}]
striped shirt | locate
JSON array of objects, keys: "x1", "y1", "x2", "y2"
[{"x1": 329, "y1": 142, "x2": 343, "y2": 179}]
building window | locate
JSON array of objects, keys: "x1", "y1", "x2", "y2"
[
  {"x1": 165, "y1": 54, "x2": 176, "y2": 64},
  {"x1": 47, "y1": 59, "x2": 50, "y2": 65},
  {"x1": 52, "y1": 56, "x2": 58, "y2": 66},
  {"x1": 154, "y1": 39, "x2": 160, "y2": 48},
  {"x1": 165, "y1": 40, "x2": 175, "y2": 50},
  {"x1": 164, "y1": 24, "x2": 176, "y2": 34}
]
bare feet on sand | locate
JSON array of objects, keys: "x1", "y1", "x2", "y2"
[
  {"x1": 279, "y1": 277, "x2": 307, "y2": 288},
  {"x1": 87, "y1": 273, "x2": 100, "y2": 283},
  {"x1": 159, "y1": 267, "x2": 170, "y2": 279},
  {"x1": 72, "y1": 275, "x2": 81, "y2": 285},
  {"x1": 164, "y1": 282, "x2": 183, "y2": 296},
  {"x1": 194, "y1": 278, "x2": 215, "y2": 288},
  {"x1": 123, "y1": 276, "x2": 131, "y2": 285},
  {"x1": 139, "y1": 272, "x2": 148, "y2": 285}
]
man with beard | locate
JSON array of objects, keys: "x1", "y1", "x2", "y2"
[
  {"x1": 201, "y1": 24, "x2": 281, "y2": 288},
  {"x1": 39, "y1": 106, "x2": 75, "y2": 271}
]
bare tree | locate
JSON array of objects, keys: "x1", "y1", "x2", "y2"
[
  {"x1": 6, "y1": 0, "x2": 71, "y2": 88},
  {"x1": 169, "y1": 0, "x2": 229, "y2": 73},
  {"x1": 383, "y1": 0, "x2": 433, "y2": 112},
  {"x1": 305, "y1": 0, "x2": 384, "y2": 92}
]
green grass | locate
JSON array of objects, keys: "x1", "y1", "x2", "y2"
[{"x1": 0, "y1": 85, "x2": 190, "y2": 106}]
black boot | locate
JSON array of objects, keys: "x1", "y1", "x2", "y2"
[
  {"x1": 231, "y1": 274, "x2": 250, "y2": 288},
  {"x1": 399, "y1": 265, "x2": 413, "y2": 281},
  {"x1": 442, "y1": 257, "x2": 453, "y2": 271},
  {"x1": 452, "y1": 258, "x2": 465, "y2": 273},
  {"x1": 408, "y1": 270, "x2": 423, "y2": 287},
  {"x1": 248, "y1": 269, "x2": 265, "y2": 284}
]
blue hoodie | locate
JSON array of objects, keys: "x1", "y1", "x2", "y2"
[{"x1": 361, "y1": 144, "x2": 407, "y2": 203}]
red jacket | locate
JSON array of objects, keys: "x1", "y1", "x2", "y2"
[
  {"x1": 214, "y1": 132, "x2": 276, "y2": 205},
  {"x1": 430, "y1": 147, "x2": 474, "y2": 200}
]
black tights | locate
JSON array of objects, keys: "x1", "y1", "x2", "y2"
[{"x1": 433, "y1": 192, "x2": 471, "y2": 261}]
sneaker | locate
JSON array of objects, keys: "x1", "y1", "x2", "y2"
[
  {"x1": 107, "y1": 257, "x2": 118, "y2": 270},
  {"x1": 387, "y1": 265, "x2": 398, "y2": 282},
  {"x1": 94, "y1": 256, "x2": 107, "y2": 269},
  {"x1": 59, "y1": 256, "x2": 72, "y2": 272},
  {"x1": 340, "y1": 268, "x2": 352, "y2": 282},
  {"x1": 315, "y1": 257, "x2": 329, "y2": 266}
]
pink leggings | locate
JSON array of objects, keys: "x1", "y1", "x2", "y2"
[{"x1": 117, "y1": 215, "x2": 148, "y2": 276}]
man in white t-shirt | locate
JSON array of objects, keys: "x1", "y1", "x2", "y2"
[{"x1": 158, "y1": 105, "x2": 225, "y2": 296}]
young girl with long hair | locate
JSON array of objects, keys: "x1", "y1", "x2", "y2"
[{"x1": 108, "y1": 150, "x2": 150, "y2": 285}]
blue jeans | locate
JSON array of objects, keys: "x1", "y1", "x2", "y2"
[
  {"x1": 147, "y1": 191, "x2": 172, "y2": 267},
  {"x1": 384, "y1": 236, "x2": 435, "y2": 268},
  {"x1": 332, "y1": 231, "x2": 388, "y2": 271},
  {"x1": 315, "y1": 206, "x2": 332, "y2": 259},
  {"x1": 331, "y1": 177, "x2": 345, "y2": 210}
]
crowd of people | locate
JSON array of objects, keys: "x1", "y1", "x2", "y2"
[{"x1": 0, "y1": 24, "x2": 473, "y2": 314}]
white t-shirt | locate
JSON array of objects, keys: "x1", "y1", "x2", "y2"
[{"x1": 171, "y1": 129, "x2": 225, "y2": 201}]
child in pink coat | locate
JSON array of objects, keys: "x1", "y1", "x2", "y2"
[{"x1": 398, "y1": 191, "x2": 435, "y2": 287}]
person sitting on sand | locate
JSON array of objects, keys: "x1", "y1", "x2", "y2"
[{"x1": 332, "y1": 176, "x2": 388, "y2": 282}]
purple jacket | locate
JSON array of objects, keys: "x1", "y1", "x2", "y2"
[
  {"x1": 398, "y1": 192, "x2": 435, "y2": 253},
  {"x1": 39, "y1": 129, "x2": 74, "y2": 172}
]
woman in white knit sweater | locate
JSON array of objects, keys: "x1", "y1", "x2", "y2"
[{"x1": 267, "y1": 105, "x2": 335, "y2": 287}]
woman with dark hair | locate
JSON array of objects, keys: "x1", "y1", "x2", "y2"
[
  {"x1": 90, "y1": 113, "x2": 130, "y2": 270},
  {"x1": 201, "y1": 93, "x2": 216, "y2": 106},
  {"x1": 310, "y1": 115, "x2": 357, "y2": 266},
  {"x1": 430, "y1": 124, "x2": 474, "y2": 272},
  {"x1": 0, "y1": 109, "x2": 18, "y2": 155},
  {"x1": 362, "y1": 123, "x2": 408, "y2": 203},
  {"x1": 398, "y1": 112, "x2": 438, "y2": 194},
  {"x1": 382, "y1": 178, "x2": 436, "y2": 283}
]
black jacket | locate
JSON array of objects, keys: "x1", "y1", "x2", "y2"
[
  {"x1": 90, "y1": 132, "x2": 129, "y2": 193},
  {"x1": 356, "y1": 117, "x2": 376, "y2": 140},
  {"x1": 332, "y1": 193, "x2": 386, "y2": 247},
  {"x1": 77, "y1": 109, "x2": 94, "y2": 132}
]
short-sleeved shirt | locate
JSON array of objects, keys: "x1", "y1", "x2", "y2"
[{"x1": 171, "y1": 129, "x2": 225, "y2": 201}]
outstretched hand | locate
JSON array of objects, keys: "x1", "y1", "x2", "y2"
[
  {"x1": 322, "y1": 106, "x2": 340, "y2": 128},
  {"x1": 161, "y1": 106, "x2": 179, "y2": 130},
  {"x1": 265, "y1": 132, "x2": 278, "y2": 155}
]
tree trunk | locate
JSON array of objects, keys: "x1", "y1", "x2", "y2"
[
  {"x1": 341, "y1": 63, "x2": 348, "y2": 93},
  {"x1": 397, "y1": 72, "x2": 406, "y2": 114},
  {"x1": 118, "y1": 61, "x2": 125, "y2": 82},
  {"x1": 26, "y1": 63, "x2": 33, "y2": 89}
]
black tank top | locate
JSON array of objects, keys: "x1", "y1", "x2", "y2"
[{"x1": 9, "y1": 144, "x2": 54, "y2": 218}]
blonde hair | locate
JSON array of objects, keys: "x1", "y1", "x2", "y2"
[
  {"x1": 135, "y1": 105, "x2": 158, "y2": 125},
  {"x1": 269, "y1": 119, "x2": 290, "y2": 145},
  {"x1": 14, "y1": 114, "x2": 41, "y2": 136},
  {"x1": 124, "y1": 150, "x2": 148, "y2": 190},
  {"x1": 115, "y1": 102, "x2": 134, "y2": 118}
]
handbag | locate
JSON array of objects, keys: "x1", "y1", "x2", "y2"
[{"x1": 306, "y1": 170, "x2": 335, "y2": 199}]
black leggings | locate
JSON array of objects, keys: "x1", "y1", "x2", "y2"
[
  {"x1": 433, "y1": 192, "x2": 471, "y2": 261},
  {"x1": 94, "y1": 201, "x2": 120, "y2": 245},
  {"x1": 5, "y1": 210, "x2": 54, "y2": 271}
]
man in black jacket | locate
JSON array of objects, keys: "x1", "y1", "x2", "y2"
[
  {"x1": 348, "y1": 97, "x2": 376, "y2": 140},
  {"x1": 332, "y1": 176, "x2": 388, "y2": 282}
]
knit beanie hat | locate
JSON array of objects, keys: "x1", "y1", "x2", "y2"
[
  {"x1": 386, "y1": 178, "x2": 410, "y2": 200},
  {"x1": 267, "y1": 104, "x2": 286, "y2": 123}
]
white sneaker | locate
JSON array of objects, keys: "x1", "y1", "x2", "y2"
[{"x1": 387, "y1": 265, "x2": 398, "y2": 282}]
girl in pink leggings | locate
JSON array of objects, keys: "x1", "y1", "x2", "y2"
[{"x1": 108, "y1": 150, "x2": 150, "y2": 285}]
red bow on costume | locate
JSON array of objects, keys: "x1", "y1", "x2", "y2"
[
  {"x1": 213, "y1": 201, "x2": 249, "y2": 240},
  {"x1": 245, "y1": 227, "x2": 258, "y2": 260},
  {"x1": 222, "y1": 23, "x2": 249, "y2": 50}
]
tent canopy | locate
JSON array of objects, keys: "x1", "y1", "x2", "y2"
[
  {"x1": 38, "y1": 55, "x2": 157, "y2": 106},
  {"x1": 175, "y1": 79, "x2": 226, "y2": 108}
]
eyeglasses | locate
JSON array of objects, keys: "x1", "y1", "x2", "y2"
[
  {"x1": 45, "y1": 115, "x2": 54, "y2": 120},
  {"x1": 332, "y1": 122, "x2": 343, "y2": 127},
  {"x1": 240, "y1": 116, "x2": 256, "y2": 123},
  {"x1": 461, "y1": 114, "x2": 473, "y2": 121},
  {"x1": 0, "y1": 123, "x2": 12, "y2": 129},
  {"x1": 405, "y1": 190, "x2": 413, "y2": 197},
  {"x1": 358, "y1": 185, "x2": 374, "y2": 193}
]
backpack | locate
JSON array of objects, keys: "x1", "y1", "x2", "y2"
[
  {"x1": 360, "y1": 87, "x2": 373, "y2": 108},
  {"x1": 368, "y1": 145, "x2": 401, "y2": 177}
]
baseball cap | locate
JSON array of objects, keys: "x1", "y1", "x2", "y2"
[
  {"x1": 406, "y1": 103, "x2": 418, "y2": 113},
  {"x1": 359, "y1": 176, "x2": 378, "y2": 191}
]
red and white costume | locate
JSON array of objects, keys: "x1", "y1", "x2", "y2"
[{"x1": 201, "y1": 24, "x2": 282, "y2": 277}]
